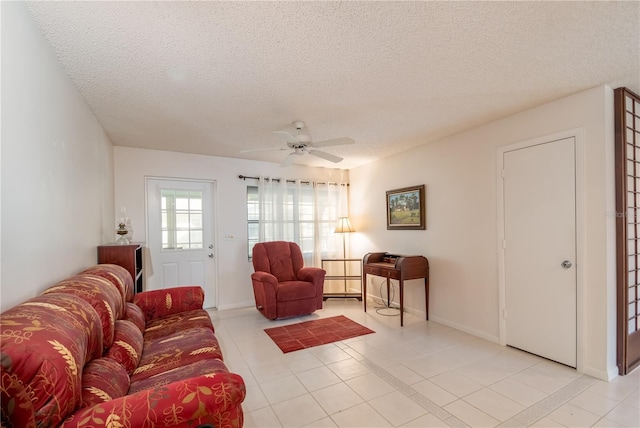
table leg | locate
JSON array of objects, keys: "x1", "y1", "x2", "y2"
[
  {"x1": 424, "y1": 277, "x2": 429, "y2": 321},
  {"x1": 386, "y1": 277, "x2": 391, "y2": 307},
  {"x1": 400, "y1": 279, "x2": 404, "y2": 327},
  {"x1": 363, "y1": 273, "x2": 367, "y2": 313}
]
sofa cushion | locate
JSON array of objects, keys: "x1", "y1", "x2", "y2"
[
  {"x1": 143, "y1": 308, "x2": 213, "y2": 341},
  {"x1": 0, "y1": 363, "x2": 36, "y2": 428},
  {"x1": 62, "y1": 372, "x2": 246, "y2": 428},
  {"x1": 81, "y1": 357, "x2": 130, "y2": 409},
  {"x1": 133, "y1": 286, "x2": 205, "y2": 321},
  {"x1": 131, "y1": 327, "x2": 223, "y2": 383},
  {"x1": 129, "y1": 358, "x2": 229, "y2": 394},
  {"x1": 277, "y1": 280, "x2": 317, "y2": 301},
  {"x1": 124, "y1": 302, "x2": 146, "y2": 333},
  {"x1": 81, "y1": 264, "x2": 134, "y2": 303},
  {"x1": 252, "y1": 241, "x2": 297, "y2": 281},
  {"x1": 104, "y1": 320, "x2": 143, "y2": 375},
  {"x1": 42, "y1": 274, "x2": 124, "y2": 349},
  {"x1": 0, "y1": 293, "x2": 101, "y2": 427}
]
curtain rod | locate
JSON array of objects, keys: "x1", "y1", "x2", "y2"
[{"x1": 238, "y1": 175, "x2": 348, "y2": 186}]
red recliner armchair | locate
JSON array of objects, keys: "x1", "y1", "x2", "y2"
[{"x1": 251, "y1": 241, "x2": 326, "y2": 320}]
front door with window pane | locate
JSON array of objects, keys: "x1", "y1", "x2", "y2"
[{"x1": 147, "y1": 178, "x2": 217, "y2": 308}]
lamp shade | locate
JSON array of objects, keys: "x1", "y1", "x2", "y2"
[{"x1": 335, "y1": 217, "x2": 355, "y2": 233}]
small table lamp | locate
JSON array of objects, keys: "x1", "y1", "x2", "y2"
[{"x1": 335, "y1": 217, "x2": 356, "y2": 293}]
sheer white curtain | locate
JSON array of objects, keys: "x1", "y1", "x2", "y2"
[
  {"x1": 257, "y1": 177, "x2": 348, "y2": 267},
  {"x1": 257, "y1": 177, "x2": 289, "y2": 242}
]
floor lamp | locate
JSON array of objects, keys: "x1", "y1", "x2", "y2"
[{"x1": 335, "y1": 217, "x2": 356, "y2": 294}]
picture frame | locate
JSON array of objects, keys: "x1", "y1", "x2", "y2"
[{"x1": 386, "y1": 185, "x2": 426, "y2": 230}]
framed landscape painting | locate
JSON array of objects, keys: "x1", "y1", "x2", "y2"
[{"x1": 386, "y1": 185, "x2": 425, "y2": 230}]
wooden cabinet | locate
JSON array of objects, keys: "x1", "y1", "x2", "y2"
[{"x1": 98, "y1": 243, "x2": 144, "y2": 293}]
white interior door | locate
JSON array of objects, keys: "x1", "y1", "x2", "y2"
[
  {"x1": 503, "y1": 137, "x2": 577, "y2": 367},
  {"x1": 146, "y1": 178, "x2": 217, "y2": 309}
]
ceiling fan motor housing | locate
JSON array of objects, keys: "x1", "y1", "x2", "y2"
[
  {"x1": 292, "y1": 121, "x2": 311, "y2": 143},
  {"x1": 287, "y1": 142, "x2": 308, "y2": 150}
]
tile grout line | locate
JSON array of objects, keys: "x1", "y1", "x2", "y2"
[
  {"x1": 353, "y1": 341, "x2": 598, "y2": 428},
  {"x1": 499, "y1": 375, "x2": 598, "y2": 427},
  {"x1": 357, "y1": 348, "x2": 470, "y2": 427}
]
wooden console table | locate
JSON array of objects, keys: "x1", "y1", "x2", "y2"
[{"x1": 362, "y1": 252, "x2": 429, "y2": 326}]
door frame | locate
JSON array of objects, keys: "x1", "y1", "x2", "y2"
[
  {"x1": 144, "y1": 176, "x2": 219, "y2": 308},
  {"x1": 496, "y1": 128, "x2": 586, "y2": 372}
]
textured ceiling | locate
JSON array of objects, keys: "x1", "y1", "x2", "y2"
[{"x1": 26, "y1": 1, "x2": 640, "y2": 169}]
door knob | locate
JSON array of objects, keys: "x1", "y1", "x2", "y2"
[
  {"x1": 561, "y1": 260, "x2": 572, "y2": 269},
  {"x1": 208, "y1": 253, "x2": 214, "y2": 258}
]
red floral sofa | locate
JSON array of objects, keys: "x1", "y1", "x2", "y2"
[{"x1": 0, "y1": 264, "x2": 245, "y2": 427}]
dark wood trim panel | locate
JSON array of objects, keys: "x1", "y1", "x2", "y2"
[{"x1": 614, "y1": 87, "x2": 640, "y2": 375}]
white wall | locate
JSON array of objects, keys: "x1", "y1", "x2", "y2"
[
  {"x1": 113, "y1": 146, "x2": 348, "y2": 310},
  {"x1": 1, "y1": 1, "x2": 114, "y2": 311},
  {"x1": 349, "y1": 86, "x2": 616, "y2": 380}
]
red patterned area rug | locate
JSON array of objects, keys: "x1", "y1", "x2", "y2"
[{"x1": 264, "y1": 315, "x2": 375, "y2": 353}]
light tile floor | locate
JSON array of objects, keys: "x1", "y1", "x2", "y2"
[{"x1": 208, "y1": 300, "x2": 640, "y2": 428}]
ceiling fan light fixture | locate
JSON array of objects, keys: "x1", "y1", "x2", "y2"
[
  {"x1": 244, "y1": 120, "x2": 355, "y2": 166},
  {"x1": 297, "y1": 134, "x2": 311, "y2": 143}
]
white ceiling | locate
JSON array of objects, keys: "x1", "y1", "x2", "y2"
[{"x1": 26, "y1": 1, "x2": 640, "y2": 170}]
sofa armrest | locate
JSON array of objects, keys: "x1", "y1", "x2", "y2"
[
  {"x1": 250, "y1": 271, "x2": 278, "y2": 319},
  {"x1": 251, "y1": 271, "x2": 278, "y2": 286},
  {"x1": 297, "y1": 267, "x2": 326, "y2": 284},
  {"x1": 133, "y1": 286, "x2": 205, "y2": 322},
  {"x1": 61, "y1": 372, "x2": 245, "y2": 428},
  {"x1": 298, "y1": 267, "x2": 326, "y2": 308}
]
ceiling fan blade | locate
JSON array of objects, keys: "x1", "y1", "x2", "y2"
[
  {"x1": 281, "y1": 152, "x2": 297, "y2": 167},
  {"x1": 273, "y1": 130, "x2": 299, "y2": 145},
  {"x1": 311, "y1": 137, "x2": 355, "y2": 148},
  {"x1": 308, "y1": 149, "x2": 343, "y2": 163}
]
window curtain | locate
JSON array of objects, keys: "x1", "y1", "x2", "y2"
[{"x1": 257, "y1": 177, "x2": 348, "y2": 267}]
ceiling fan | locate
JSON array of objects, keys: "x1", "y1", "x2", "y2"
[{"x1": 243, "y1": 121, "x2": 355, "y2": 166}]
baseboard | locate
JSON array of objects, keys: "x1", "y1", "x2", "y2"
[
  {"x1": 581, "y1": 364, "x2": 619, "y2": 381},
  {"x1": 364, "y1": 290, "x2": 501, "y2": 344},
  {"x1": 428, "y1": 314, "x2": 501, "y2": 344},
  {"x1": 214, "y1": 300, "x2": 255, "y2": 311}
]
